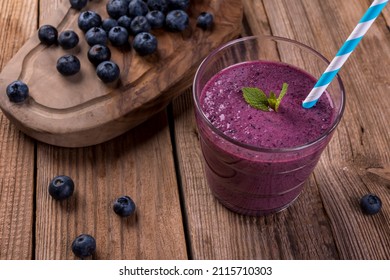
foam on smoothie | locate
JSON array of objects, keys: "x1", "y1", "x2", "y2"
[{"x1": 200, "y1": 61, "x2": 335, "y2": 149}]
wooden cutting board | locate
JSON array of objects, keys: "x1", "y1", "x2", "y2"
[{"x1": 0, "y1": 0, "x2": 243, "y2": 147}]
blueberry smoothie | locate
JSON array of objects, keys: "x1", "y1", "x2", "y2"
[{"x1": 195, "y1": 60, "x2": 337, "y2": 215}]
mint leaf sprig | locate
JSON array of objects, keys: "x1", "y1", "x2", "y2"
[{"x1": 242, "y1": 82, "x2": 288, "y2": 112}]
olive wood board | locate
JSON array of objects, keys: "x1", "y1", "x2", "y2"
[{"x1": 0, "y1": 0, "x2": 243, "y2": 147}]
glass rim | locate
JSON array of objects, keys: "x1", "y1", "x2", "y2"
[{"x1": 193, "y1": 35, "x2": 346, "y2": 153}]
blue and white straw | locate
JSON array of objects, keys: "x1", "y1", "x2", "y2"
[{"x1": 302, "y1": 0, "x2": 388, "y2": 108}]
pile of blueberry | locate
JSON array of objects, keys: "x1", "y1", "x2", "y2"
[
  {"x1": 48, "y1": 174, "x2": 136, "y2": 259},
  {"x1": 5, "y1": 0, "x2": 214, "y2": 103}
]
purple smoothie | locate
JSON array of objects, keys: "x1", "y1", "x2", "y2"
[{"x1": 196, "y1": 60, "x2": 336, "y2": 215}]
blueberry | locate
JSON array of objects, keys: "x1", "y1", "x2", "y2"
[
  {"x1": 133, "y1": 32, "x2": 157, "y2": 56},
  {"x1": 147, "y1": 0, "x2": 168, "y2": 13},
  {"x1": 196, "y1": 12, "x2": 214, "y2": 30},
  {"x1": 108, "y1": 26, "x2": 129, "y2": 47},
  {"x1": 146, "y1": 10, "x2": 165, "y2": 29},
  {"x1": 165, "y1": 10, "x2": 189, "y2": 32},
  {"x1": 56, "y1": 54, "x2": 81, "y2": 76},
  {"x1": 102, "y1": 18, "x2": 118, "y2": 33},
  {"x1": 38, "y1": 25, "x2": 58, "y2": 45},
  {"x1": 78, "y1": 10, "x2": 102, "y2": 32},
  {"x1": 96, "y1": 61, "x2": 120, "y2": 83},
  {"x1": 48, "y1": 175, "x2": 75, "y2": 200},
  {"x1": 167, "y1": 0, "x2": 190, "y2": 11},
  {"x1": 69, "y1": 0, "x2": 88, "y2": 10},
  {"x1": 128, "y1": 0, "x2": 149, "y2": 17},
  {"x1": 6, "y1": 80, "x2": 29, "y2": 103},
  {"x1": 88, "y1": 44, "x2": 111, "y2": 66},
  {"x1": 113, "y1": 195, "x2": 136, "y2": 217},
  {"x1": 85, "y1": 27, "x2": 108, "y2": 46},
  {"x1": 58, "y1": 30, "x2": 79, "y2": 49},
  {"x1": 106, "y1": 0, "x2": 128, "y2": 19},
  {"x1": 71, "y1": 234, "x2": 96, "y2": 259},
  {"x1": 360, "y1": 194, "x2": 382, "y2": 215},
  {"x1": 130, "y1": 16, "x2": 151, "y2": 35},
  {"x1": 117, "y1": 15, "x2": 133, "y2": 31}
]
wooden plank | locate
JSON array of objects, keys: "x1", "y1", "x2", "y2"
[
  {"x1": 34, "y1": 0, "x2": 187, "y2": 259},
  {"x1": 173, "y1": 0, "x2": 390, "y2": 259},
  {"x1": 0, "y1": 0, "x2": 243, "y2": 148},
  {"x1": 0, "y1": 0, "x2": 37, "y2": 260}
]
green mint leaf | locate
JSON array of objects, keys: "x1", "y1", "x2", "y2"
[
  {"x1": 275, "y1": 82, "x2": 288, "y2": 112},
  {"x1": 242, "y1": 87, "x2": 269, "y2": 111},
  {"x1": 268, "y1": 91, "x2": 277, "y2": 111}
]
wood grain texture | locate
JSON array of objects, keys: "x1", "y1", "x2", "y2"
[
  {"x1": 0, "y1": 0, "x2": 243, "y2": 147},
  {"x1": 0, "y1": 0, "x2": 37, "y2": 260},
  {"x1": 173, "y1": 0, "x2": 390, "y2": 260},
  {"x1": 33, "y1": 0, "x2": 187, "y2": 260}
]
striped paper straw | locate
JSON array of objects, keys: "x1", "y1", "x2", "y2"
[{"x1": 302, "y1": 0, "x2": 388, "y2": 109}]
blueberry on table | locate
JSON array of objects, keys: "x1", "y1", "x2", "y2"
[
  {"x1": 69, "y1": 0, "x2": 88, "y2": 10},
  {"x1": 165, "y1": 10, "x2": 189, "y2": 32},
  {"x1": 85, "y1": 27, "x2": 108, "y2": 46},
  {"x1": 113, "y1": 195, "x2": 136, "y2": 217},
  {"x1": 196, "y1": 12, "x2": 214, "y2": 30},
  {"x1": 117, "y1": 15, "x2": 133, "y2": 32},
  {"x1": 133, "y1": 32, "x2": 158, "y2": 56},
  {"x1": 147, "y1": 0, "x2": 168, "y2": 13},
  {"x1": 78, "y1": 10, "x2": 102, "y2": 32},
  {"x1": 48, "y1": 175, "x2": 75, "y2": 200},
  {"x1": 71, "y1": 234, "x2": 96, "y2": 259},
  {"x1": 360, "y1": 194, "x2": 382, "y2": 215},
  {"x1": 102, "y1": 18, "x2": 118, "y2": 33},
  {"x1": 128, "y1": 0, "x2": 149, "y2": 17},
  {"x1": 88, "y1": 44, "x2": 112, "y2": 66},
  {"x1": 96, "y1": 61, "x2": 120, "y2": 83},
  {"x1": 56, "y1": 54, "x2": 81, "y2": 76},
  {"x1": 106, "y1": 0, "x2": 128, "y2": 19},
  {"x1": 6, "y1": 80, "x2": 29, "y2": 103},
  {"x1": 38, "y1": 25, "x2": 58, "y2": 45},
  {"x1": 146, "y1": 10, "x2": 165, "y2": 29},
  {"x1": 58, "y1": 30, "x2": 79, "y2": 49},
  {"x1": 108, "y1": 26, "x2": 129, "y2": 47},
  {"x1": 167, "y1": 0, "x2": 190, "y2": 11},
  {"x1": 130, "y1": 16, "x2": 151, "y2": 35}
]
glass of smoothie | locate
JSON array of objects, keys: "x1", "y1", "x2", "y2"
[{"x1": 193, "y1": 35, "x2": 345, "y2": 216}]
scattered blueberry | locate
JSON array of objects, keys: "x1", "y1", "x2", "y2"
[
  {"x1": 196, "y1": 12, "x2": 214, "y2": 30},
  {"x1": 56, "y1": 54, "x2": 81, "y2": 76},
  {"x1": 130, "y1": 15, "x2": 151, "y2": 35},
  {"x1": 117, "y1": 15, "x2": 133, "y2": 31},
  {"x1": 147, "y1": 0, "x2": 168, "y2": 13},
  {"x1": 108, "y1": 26, "x2": 129, "y2": 47},
  {"x1": 88, "y1": 44, "x2": 112, "y2": 66},
  {"x1": 165, "y1": 10, "x2": 189, "y2": 32},
  {"x1": 85, "y1": 27, "x2": 108, "y2": 46},
  {"x1": 6, "y1": 80, "x2": 29, "y2": 103},
  {"x1": 48, "y1": 175, "x2": 75, "y2": 201},
  {"x1": 58, "y1": 30, "x2": 79, "y2": 49},
  {"x1": 106, "y1": 0, "x2": 128, "y2": 19},
  {"x1": 78, "y1": 10, "x2": 102, "y2": 32},
  {"x1": 113, "y1": 195, "x2": 136, "y2": 217},
  {"x1": 133, "y1": 32, "x2": 158, "y2": 56},
  {"x1": 360, "y1": 194, "x2": 382, "y2": 215},
  {"x1": 96, "y1": 61, "x2": 121, "y2": 83},
  {"x1": 71, "y1": 234, "x2": 96, "y2": 259},
  {"x1": 69, "y1": 0, "x2": 88, "y2": 10},
  {"x1": 167, "y1": 0, "x2": 190, "y2": 11},
  {"x1": 146, "y1": 10, "x2": 165, "y2": 29},
  {"x1": 128, "y1": 0, "x2": 149, "y2": 17},
  {"x1": 102, "y1": 18, "x2": 118, "y2": 33},
  {"x1": 38, "y1": 25, "x2": 58, "y2": 45}
]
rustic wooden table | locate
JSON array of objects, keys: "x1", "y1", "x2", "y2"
[{"x1": 1, "y1": 0, "x2": 389, "y2": 260}]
